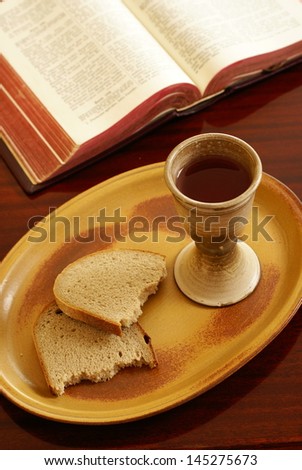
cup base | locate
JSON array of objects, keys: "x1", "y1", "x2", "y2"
[{"x1": 174, "y1": 241, "x2": 261, "y2": 307}]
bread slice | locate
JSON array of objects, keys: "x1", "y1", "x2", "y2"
[
  {"x1": 53, "y1": 249, "x2": 167, "y2": 335},
  {"x1": 33, "y1": 303, "x2": 157, "y2": 396}
]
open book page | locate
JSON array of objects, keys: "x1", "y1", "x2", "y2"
[
  {"x1": 0, "y1": 0, "x2": 198, "y2": 144},
  {"x1": 124, "y1": 0, "x2": 302, "y2": 96}
]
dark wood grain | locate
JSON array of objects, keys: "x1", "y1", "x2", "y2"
[{"x1": 1, "y1": 64, "x2": 302, "y2": 450}]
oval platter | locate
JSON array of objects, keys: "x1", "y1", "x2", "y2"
[{"x1": 0, "y1": 162, "x2": 301, "y2": 424}]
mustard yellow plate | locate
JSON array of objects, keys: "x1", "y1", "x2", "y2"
[{"x1": 1, "y1": 163, "x2": 301, "y2": 424}]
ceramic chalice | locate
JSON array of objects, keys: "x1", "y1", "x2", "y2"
[{"x1": 164, "y1": 133, "x2": 262, "y2": 306}]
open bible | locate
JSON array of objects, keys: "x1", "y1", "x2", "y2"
[{"x1": 1, "y1": 0, "x2": 302, "y2": 192}]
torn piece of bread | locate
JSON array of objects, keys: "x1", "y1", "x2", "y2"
[
  {"x1": 33, "y1": 303, "x2": 157, "y2": 396},
  {"x1": 53, "y1": 249, "x2": 167, "y2": 335}
]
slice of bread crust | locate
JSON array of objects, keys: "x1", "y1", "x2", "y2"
[
  {"x1": 53, "y1": 249, "x2": 167, "y2": 335},
  {"x1": 33, "y1": 303, "x2": 157, "y2": 396}
]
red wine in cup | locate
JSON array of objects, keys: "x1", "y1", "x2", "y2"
[{"x1": 176, "y1": 156, "x2": 251, "y2": 203}]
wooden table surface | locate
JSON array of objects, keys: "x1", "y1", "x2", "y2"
[{"x1": 1, "y1": 64, "x2": 301, "y2": 450}]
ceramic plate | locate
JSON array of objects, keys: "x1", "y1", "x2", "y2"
[{"x1": 1, "y1": 163, "x2": 301, "y2": 424}]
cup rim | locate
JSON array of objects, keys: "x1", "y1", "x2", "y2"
[{"x1": 164, "y1": 133, "x2": 262, "y2": 209}]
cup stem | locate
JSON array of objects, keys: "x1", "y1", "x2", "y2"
[{"x1": 174, "y1": 240, "x2": 261, "y2": 306}]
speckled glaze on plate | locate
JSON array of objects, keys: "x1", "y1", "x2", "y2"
[{"x1": 0, "y1": 163, "x2": 301, "y2": 424}]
